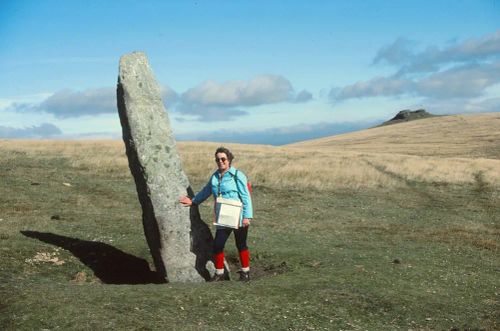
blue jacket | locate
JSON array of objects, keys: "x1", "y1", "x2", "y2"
[{"x1": 192, "y1": 166, "x2": 253, "y2": 225}]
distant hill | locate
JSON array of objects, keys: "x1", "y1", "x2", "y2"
[
  {"x1": 379, "y1": 109, "x2": 437, "y2": 126},
  {"x1": 286, "y1": 112, "x2": 500, "y2": 159}
]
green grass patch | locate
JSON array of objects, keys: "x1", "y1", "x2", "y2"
[{"x1": 1, "y1": 153, "x2": 499, "y2": 330}]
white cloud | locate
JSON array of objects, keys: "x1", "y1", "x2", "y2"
[
  {"x1": 6, "y1": 85, "x2": 178, "y2": 118},
  {"x1": 373, "y1": 37, "x2": 417, "y2": 66},
  {"x1": 416, "y1": 62, "x2": 500, "y2": 98},
  {"x1": 335, "y1": 60, "x2": 500, "y2": 101},
  {"x1": 374, "y1": 29, "x2": 500, "y2": 73},
  {"x1": 5, "y1": 75, "x2": 310, "y2": 123},
  {"x1": 333, "y1": 76, "x2": 414, "y2": 100},
  {"x1": 0, "y1": 93, "x2": 53, "y2": 109},
  {"x1": 161, "y1": 85, "x2": 179, "y2": 108},
  {"x1": 181, "y1": 75, "x2": 294, "y2": 107},
  {"x1": 331, "y1": 30, "x2": 500, "y2": 104},
  {"x1": 294, "y1": 90, "x2": 313, "y2": 103},
  {"x1": 175, "y1": 75, "x2": 312, "y2": 121},
  {"x1": 0, "y1": 123, "x2": 62, "y2": 138},
  {"x1": 38, "y1": 87, "x2": 116, "y2": 118}
]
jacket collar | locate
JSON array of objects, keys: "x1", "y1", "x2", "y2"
[
  {"x1": 215, "y1": 166, "x2": 236, "y2": 178},
  {"x1": 227, "y1": 166, "x2": 236, "y2": 176}
]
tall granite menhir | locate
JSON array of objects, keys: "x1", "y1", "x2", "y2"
[{"x1": 117, "y1": 52, "x2": 212, "y2": 282}]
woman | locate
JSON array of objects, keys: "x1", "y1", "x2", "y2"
[{"x1": 179, "y1": 147, "x2": 253, "y2": 282}]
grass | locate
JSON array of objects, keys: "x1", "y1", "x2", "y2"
[
  {"x1": 1, "y1": 117, "x2": 499, "y2": 330},
  {"x1": 289, "y1": 112, "x2": 500, "y2": 159},
  {"x1": 2, "y1": 137, "x2": 499, "y2": 191}
]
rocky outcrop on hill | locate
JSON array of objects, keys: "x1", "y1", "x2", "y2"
[
  {"x1": 381, "y1": 109, "x2": 436, "y2": 126},
  {"x1": 117, "y1": 52, "x2": 213, "y2": 283}
]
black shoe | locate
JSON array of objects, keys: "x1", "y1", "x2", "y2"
[
  {"x1": 237, "y1": 270, "x2": 250, "y2": 282},
  {"x1": 210, "y1": 273, "x2": 225, "y2": 282}
]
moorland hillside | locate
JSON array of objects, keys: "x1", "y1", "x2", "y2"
[
  {"x1": 288, "y1": 112, "x2": 500, "y2": 159},
  {"x1": 1, "y1": 113, "x2": 499, "y2": 330},
  {"x1": 1, "y1": 113, "x2": 499, "y2": 191}
]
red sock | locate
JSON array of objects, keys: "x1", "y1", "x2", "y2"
[
  {"x1": 214, "y1": 252, "x2": 225, "y2": 270},
  {"x1": 239, "y1": 249, "x2": 250, "y2": 268}
]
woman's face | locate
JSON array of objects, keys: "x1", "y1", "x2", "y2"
[{"x1": 215, "y1": 152, "x2": 230, "y2": 173}]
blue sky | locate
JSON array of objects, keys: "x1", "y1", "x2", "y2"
[{"x1": 1, "y1": 1, "x2": 499, "y2": 144}]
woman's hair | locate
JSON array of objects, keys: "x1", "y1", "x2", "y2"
[{"x1": 215, "y1": 146, "x2": 234, "y2": 164}]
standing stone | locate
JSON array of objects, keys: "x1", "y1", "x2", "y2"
[{"x1": 117, "y1": 52, "x2": 212, "y2": 282}]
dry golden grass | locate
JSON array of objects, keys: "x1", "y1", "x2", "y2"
[
  {"x1": 1, "y1": 113, "x2": 499, "y2": 190},
  {"x1": 288, "y1": 112, "x2": 500, "y2": 159},
  {"x1": 0, "y1": 139, "x2": 129, "y2": 175}
]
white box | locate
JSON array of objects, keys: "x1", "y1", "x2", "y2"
[{"x1": 214, "y1": 197, "x2": 243, "y2": 229}]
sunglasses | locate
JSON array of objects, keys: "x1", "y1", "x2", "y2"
[{"x1": 215, "y1": 157, "x2": 227, "y2": 163}]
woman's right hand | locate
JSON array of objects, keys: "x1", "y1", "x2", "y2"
[{"x1": 179, "y1": 196, "x2": 193, "y2": 206}]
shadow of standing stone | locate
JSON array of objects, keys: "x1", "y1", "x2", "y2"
[
  {"x1": 21, "y1": 231, "x2": 165, "y2": 284},
  {"x1": 117, "y1": 52, "x2": 213, "y2": 282}
]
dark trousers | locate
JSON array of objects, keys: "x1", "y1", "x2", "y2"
[{"x1": 213, "y1": 227, "x2": 248, "y2": 254}]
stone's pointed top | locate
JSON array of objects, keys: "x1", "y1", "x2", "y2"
[
  {"x1": 118, "y1": 51, "x2": 162, "y2": 105},
  {"x1": 119, "y1": 51, "x2": 148, "y2": 64},
  {"x1": 123, "y1": 51, "x2": 147, "y2": 57}
]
